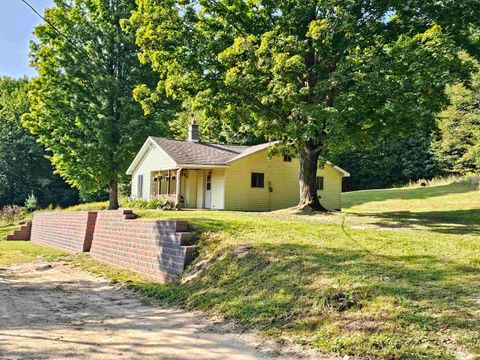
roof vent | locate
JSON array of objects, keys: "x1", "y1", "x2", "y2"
[{"x1": 188, "y1": 117, "x2": 199, "y2": 142}]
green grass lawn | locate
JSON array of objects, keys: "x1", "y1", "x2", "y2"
[
  {"x1": 0, "y1": 241, "x2": 66, "y2": 266},
  {"x1": 342, "y1": 177, "x2": 480, "y2": 234},
  {"x1": 0, "y1": 224, "x2": 20, "y2": 241},
  {"x1": 1, "y1": 177, "x2": 479, "y2": 359},
  {"x1": 125, "y1": 208, "x2": 479, "y2": 359}
]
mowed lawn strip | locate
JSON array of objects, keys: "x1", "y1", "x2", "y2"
[
  {"x1": 0, "y1": 225, "x2": 20, "y2": 241},
  {"x1": 342, "y1": 178, "x2": 480, "y2": 234}
]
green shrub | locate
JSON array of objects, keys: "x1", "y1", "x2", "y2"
[
  {"x1": 147, "y1": 198, "x2": 165, "y2": 209},
  {"x1": 125, "y1": 198, "x2": 149, "y2": 209},
  {"x1": 24, "y1": 192, "x2": 38, "y2": 212},
  {"x1": 125, "y1": 195, "x2": 176, "y2": 210}
]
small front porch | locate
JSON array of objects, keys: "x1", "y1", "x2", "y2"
[{"x1": 150, "y1": 168, "x2": 223, "y2": 209}]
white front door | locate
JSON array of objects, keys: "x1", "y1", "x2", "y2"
[{"x1": 205, "y1": 172, "x2": 212, "y2": 209}]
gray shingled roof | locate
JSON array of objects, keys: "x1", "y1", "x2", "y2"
[
  {"x1": 151, "y1": 137, "x2": 251, "y2": 166},
  {"x1": 227, "y1": 142, "x2": 273, "y2": 163},
  {"x1": 128, "y1": 137, "x2": 349, "y2": 176}
]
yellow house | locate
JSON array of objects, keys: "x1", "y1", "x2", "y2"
[{"x1": 126, "y1": 123, "x2": 350, "y2": 211}]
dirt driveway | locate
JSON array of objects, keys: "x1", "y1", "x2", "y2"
[{"x1": 0, "y1": 262, "x2": 314, "y2": 360}]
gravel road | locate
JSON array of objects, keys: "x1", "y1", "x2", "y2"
[{"x1": 0, "y1": 262, "x2": 309, "y2": 360}]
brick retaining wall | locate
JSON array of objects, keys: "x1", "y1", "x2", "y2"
[
  {"x1": 31, "y1": 211, "x2": 97, "y2": 253},
  {"x1": 29, "y1": 210, "x2": 196, "y2": 282},
  {"x1": 90, "y1": 211, "x2": 196, "y2": 282}
]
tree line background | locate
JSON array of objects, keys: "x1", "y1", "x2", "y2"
[{"x1": 0, "y1": 0, "x2": 478, "y2": 209}]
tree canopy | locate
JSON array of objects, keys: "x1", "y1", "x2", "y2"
[
  {"x1": 434, "y1": 68, "x2": 480, "y2": 174},
  {"x1": 0, "y1": 76, "x2": 78, "y2": 208},
  {"x1": 129, "y1": 0, "x2": 474, "y2": 209},
  {"x1": 23, "y1": 0, "x2": 173, "y2": 209},
  {"x1": 337, "y1": 133, "x2": 440, "y2": 190}
]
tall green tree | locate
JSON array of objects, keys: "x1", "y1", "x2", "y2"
[
  {"x1": 129, "y1": 0, "x2": 473, "y2": 210},
  {"x1": 0, "y1": 76, "x2": 78, "y2": 208},
  {"x1": 433, "y1": 69, "x2": 480, "y2": 174},
  {"x1": 23, "y1": 0, "x2": 172, "y2": 210}
]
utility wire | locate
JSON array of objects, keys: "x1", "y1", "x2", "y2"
[
  {"x1": 20, "y1": 0, "x2": 139, "y2": 102},
  {"x1": 20, "y1": 0, "x2": 109, "y2": 74}
]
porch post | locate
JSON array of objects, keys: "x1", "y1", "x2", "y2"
[
  {"x1": 167, "y1": 170, "x2": 171, "y2": 194},
  {"x1": 175, "y1": 168, "x2": 182, "y2": 209}
]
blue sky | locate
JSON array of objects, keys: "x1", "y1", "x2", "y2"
[{"x1": 0, "y1": 0, "x2": 53, "y2": 78}]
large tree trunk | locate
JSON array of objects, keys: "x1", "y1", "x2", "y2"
[
  {"x1": 298, "y1": 148, "x2": 328, "y2": 212},
  {"x1": 108, "y1": 178, "x2": 119, "y2": 210}
]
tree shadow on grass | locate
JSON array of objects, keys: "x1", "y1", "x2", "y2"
[
  {"x1": 181, "y1": 240, "x2": 480, "y2": 357},
  {"x1": 351, "y1": 209, "x2": 480, "y2": 235}
]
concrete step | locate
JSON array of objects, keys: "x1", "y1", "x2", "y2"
[
  {"x1": 177, "y1": 232, "x2": 195, "y2": 246},
  {"x1": 7, "y1": 231, "x2": 30, "y2": 241},
  {"x1": 6, "y1": 222, "x2": 31, "y2": 241},
  {"x1": 176, "y1": 221, "x2": 188, "y2": 232}
]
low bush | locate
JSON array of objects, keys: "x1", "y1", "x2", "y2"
[
  {"x1": 125, "y1": 195, "x2": 176, "y2": 210},
  {"x1": 125, "y1": 198, "x2": 150, "y2": 209},
  {"x1": 0, "y1": 205, "x2": 28, "y2": 225},
  {"x1": 469, "y1": 174, "x2": 479, "y2": 189}
]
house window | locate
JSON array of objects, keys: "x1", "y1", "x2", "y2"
[
  {"x1": 251, "y1": 173, "x2": 265, "y2": 188},
  {"x1": 316, "y1": 176, "x2": 324, "y2": 191},
  {"x1": 283, "y1": 155, "x2": 292, "y2": 162},
  {"x1": 206, "y1": 173, "x2": 211, "y2": 191},
  {"x1": 137, "y1": 174, "x2": 144, "y2": 198}
]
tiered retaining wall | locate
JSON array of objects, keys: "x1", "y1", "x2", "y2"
[
  {"x1": 29, "y1": 210, "x2": 196, "y2": 282},
  {"x1": 31, "y1": 211, "x2": 97, "y2": 253}
]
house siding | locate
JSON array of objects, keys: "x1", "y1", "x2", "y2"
[
  {"x1": 224, "y1": 149, "x2": 344, "y2": 211},
  {"x1": 317, "y1": 165, "x2": 343, "y2": 210},
  {"x1": 131, "y1": 145, "x2": 176, "y2": 200},
  {"x1": 129, "y1": 143, "x2": 345, "y2": 211},
  {"x1": 196, "y1": 170, "x2": 205, "y2": 209},
  {"x1": 224, "y1": 151, "x2": 272, "y2": 211},
  {"x1": 184, "y1": 170, "x2": 197, "y2": 208}
]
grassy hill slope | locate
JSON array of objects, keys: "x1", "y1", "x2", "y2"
[
  {"x1": 84, "y1": 177, "x2": 478, "y2": 359},
  {"x1": 2, "y1": 177, "x2": 479, "y2": 359}
]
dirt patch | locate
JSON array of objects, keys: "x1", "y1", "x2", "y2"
[
  {"x1": 342, "y1": 319, "x2": 380, "y2": 333},
  {"x1": 0, "y1": 262, "x2": 333, "y2": 359}
]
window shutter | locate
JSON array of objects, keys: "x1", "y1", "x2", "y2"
[
  {"x1": 138, "y1": 175, "x2": 144, "y2": 198},
  {"x1": 316, "y1": 176, "x2": 324, "y2": 191}
]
